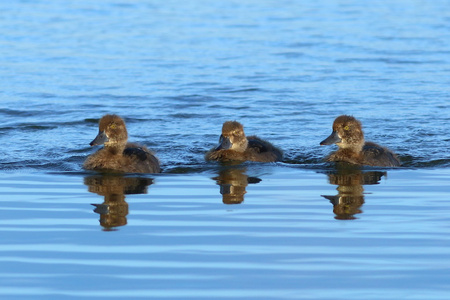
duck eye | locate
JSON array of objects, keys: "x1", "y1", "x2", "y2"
[
  {"x1": 110, "y1": 123, "x2": 117, "y2": 129},
  {"x1": 344, "y1": 125, "x2": 350, "y2": 131}
]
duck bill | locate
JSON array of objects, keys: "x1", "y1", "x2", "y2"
[
  {"x1": 320, "y1": 131, "x2": 341, "y2": 145},
  {"x1": 215, "y1": 135, "x2": 232, "y2": 151},
  {"x1": 90, "y1": 131, "x2": 109, "y2": 146}
]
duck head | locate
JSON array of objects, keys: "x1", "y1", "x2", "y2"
[
  {"x1": 90, "y1": 114, "x2": 128, "y2": 148},
  {"x1": 320, "y1": 115, "x2": 364, "y2": 150},
  {"x1": 215, "y1": 121, "x2": 248, "y2": 152}
]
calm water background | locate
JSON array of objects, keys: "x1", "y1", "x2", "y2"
[{"x1": 1, "y1": 0, "x2": 450, "y2": 299}]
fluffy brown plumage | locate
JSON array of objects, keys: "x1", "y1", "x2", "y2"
[
  {"x1": 83, "y1": 114, "x2": 161, "y2": 173},
  {"x1": 205, "y1": 121, "x2": 283, "y2": 162},
  {"x1": 320, "y1": 115, "x2": 400, "y2": 167}
]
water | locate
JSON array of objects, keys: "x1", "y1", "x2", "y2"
[{"x1": 1, "y1": 0, "x2": 450, "y2": 299}]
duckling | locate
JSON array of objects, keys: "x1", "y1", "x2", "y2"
[
  {"x1": 83, "y1": 114, "x2": 161, "y2": 173},
  {"x1": 205, "y1": 121, "x2": 283, "y2": 162},
  {"x1": 320, "y1": 115, "x2": 400, "y2": 167}
]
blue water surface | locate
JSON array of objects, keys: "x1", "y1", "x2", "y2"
[{"x1": 0, "y1": 0, "x2": 450, "y2": 299}]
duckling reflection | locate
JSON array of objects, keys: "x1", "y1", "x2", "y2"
[
  {"x1": 212, "y1": 167, "x2": 261, "y2": 204},
  {"x1": 84, "y1": 174, "x2": 153, "y2": 230},
  {"x1": 321, "y1": 167, "x2": 385, "y2": 220}
]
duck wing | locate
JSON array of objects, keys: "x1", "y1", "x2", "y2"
[
  {"x1": 247, "y1": 138, "x2": 269, "y2": 153},
  {"x1": 362, "y1": 142, "x2": 400, "y2": 167},
  {"x1": 123, "y1": 147, "x2": 149, "y2": 161}
]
